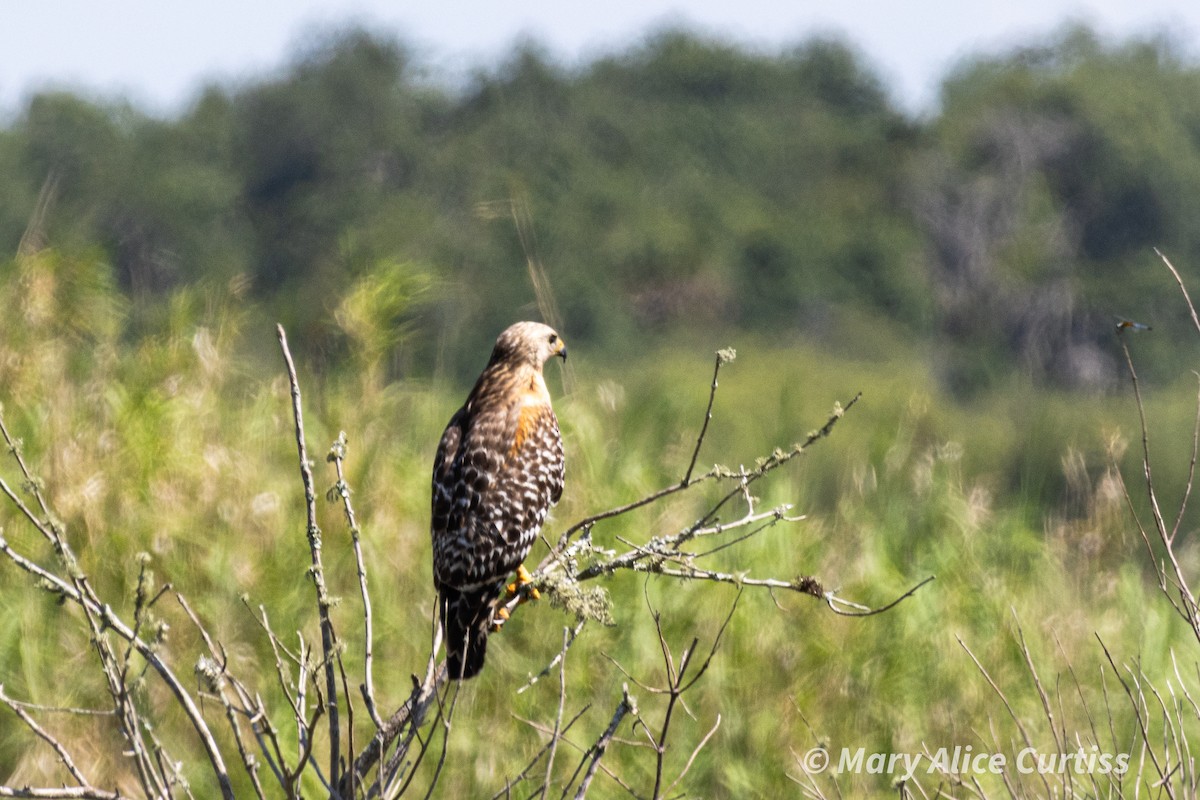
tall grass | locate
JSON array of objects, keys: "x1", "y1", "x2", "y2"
[{"x1": 1, "y1": 250, "x2": 1198, "y2": 797}]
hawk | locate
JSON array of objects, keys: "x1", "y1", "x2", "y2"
[{"x1": 431, "y1": 321, "x2": 567, "y2": 679}]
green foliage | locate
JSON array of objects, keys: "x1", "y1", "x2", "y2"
[
  {"x1": 4, "y1": 22, "x2": 1200, "y2": 797},
  {"x1": 5, "y1": 24, "x2": 1200, "y2": 390},
  {"x1": 332, "y1": 258, "x2": 432, "y2": 379},
  {"x1": 0, "y1": 26, "x2": 927, "y2": 378},
  {"x1": 1, "y1": 251, "x2": 1198, "y2": 796},
  {"x1": 923, "y1": 24, "x2": 1200, "y2": 391}
]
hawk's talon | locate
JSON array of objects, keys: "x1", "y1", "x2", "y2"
[
  {"x1": 505, "y1": 564, "x2": 541, "y2": 602},
  {"x1": 492, "y1": 606, "x2": 511, "y2": 632}
]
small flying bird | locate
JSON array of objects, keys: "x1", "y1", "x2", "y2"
[
  {"x1": 430, "y1": 321, "x2": 567, "y2": 679},
  {"x1": 1114, "y1": 317, "x2": 1152, "y2": 334}
]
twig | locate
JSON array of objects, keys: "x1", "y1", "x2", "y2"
[
  {"x1": 496, "y1": 704, "x2": 592, "y2": 800},
  {"x1": 652, "y1": 641, "x2": 685, "y2": 797},
  {"x1": 0, "y1": 685, "x2": 90, "y2": 787},
  {"x1": 664, "y1": 714, "x2": 721, "y2": 797},
  {"x1": 328, "y1": 431, "x2": 385, "y2": 731},
  {"x1": 342, "y1": 662, "x2": 448, "y2": 796},
  {"x1": 649, "y1": 589, "x2": 737, "y2": 798},
  {"x1": 568, "y1": 686, "x2": 637, "y2": 800},
  {"x1": 175, "y1": 593, "x2": 270, "y2": 799},
  {"x1": 1117, "y1": 312, "x2": 1200, "y2": 641},
  {"x1": 1171, "y1": 375, "x2": 1200, "y2": 544},
  {"x1": 1156, "y1": 249, "x2": 1200, "y2": 337},
  {"x1": 0, "y1": 698, "x2": 111, "y2": 716},
  {"x1": 0, "y1": 789, "x2": 126, "y2": 799},
  {"x1": 566, "y1": 394, "x2": 858, "y2": 560},
  {"x1": 824, "y1": 575, "x2": 936, "y2": 617},
  {"x1": 956, "y1": 636, "x2": 1038, "y2": 750},
  {"x1": 683, "y1": 350, "x2": 734, "y2": 486},
  {"x1": 542, "y1": 627, "x2": 572, "y2": 799},
  {"x1": 0, "y1": 534, "x2": 234, "y2": 799},
  {"x1": 337, "y1": 654, "x2": 357, "y2": 799},
  {"x1": 373, "y1": 616, "x2": 448, "y2": 797},
  {"x1": 276, "y1": 324, "x2": 342, "y2": 792},
  {"x1": 518, "y1": 620, "x2": 587, "y2": 695},
  {"x1": 417, "y1": 680, "x2": 461, "y2": 800},
  {"x1": 1012, "y1": 614, "x2": 1071, "y2": 795},
  {"x1": 1098, "y1": 636, "x2": 1173, "y2": 794},
  {"x1": 0, "y1": 408, "x2": 56, "y2": 528}
]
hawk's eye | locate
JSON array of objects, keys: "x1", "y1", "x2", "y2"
[{"x1": 548, "y1": 333, "x2": 558, "y2": 344}]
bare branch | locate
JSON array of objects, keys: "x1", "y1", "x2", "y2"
[
  {"x1": 824, "y1": 575, "x2": 937, "y2": 617},
  {"x1": 518, "y1": 619, "x2": 587, "y2": 695},
  {"x1": 542, "y1": 627, "x2": 572, "y2": 798},
  {"x1": 0, "y1": 406, "x2": 56, "y2": 527},
  {"x1": 327, "y1": 431, "x2": 385, "y2": 731},
  {"x1": 567, "y1": 685, "x2": 637, "y2": 800},
  {"x1": 341, "y1": 662, "x2": 448, "y2": 797},
  {"x1": 1155, "y1": 248, "x2": 1200, "y2": 337},
  {"x1": 0, "y1": 788, "x2": 126, "y2": 799},
  {"x1": 956, "y1": 636, "x2": 1038, "y2": 750},
  {"x1": 1097, "y1": 635, "x2": 1173, "y2": 790},
  {"x1": 1170, "y1": 375, "x2": 1200, "y2": 544},
  {"x1": 0, "y1": 685, "x2": 90, "y2": 788},
  {"x1": 663, "y1": 714, "x2": 721, "y2": 797},
  {"x1": 175, "y1": 593, "x2": 270, "y2": 799},
  {"x1": 0, "y1": 535, "x2": 234, "y2": 799},
  {"x1": 683, "y1": 349, "x2": 735, "y2": 486},
  {"x1": 275, "y1": 324, "x2": 342, "y2": 792},
  {"x1": 551, "y1": 389, "x2": 860, "y2": 556},
  {"x1": 495, "y1": 704, "x2": 592, "y2": 800},
  {"x1": 1115, "y1": 289, "x2": 1200, "y2": 642}
]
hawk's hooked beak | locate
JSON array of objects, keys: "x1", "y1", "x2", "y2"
[{"x1": 557, "y1": 342, "x2": 568, "y2": 362}]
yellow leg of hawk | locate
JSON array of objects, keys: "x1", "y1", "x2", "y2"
[
  {"x1": 493, "y1": 566, "x2": 541, "y2": 632},
  {"x1": 505, "y1": 564, "x2": 541, "y2": 601}
]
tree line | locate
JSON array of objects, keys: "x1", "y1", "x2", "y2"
[{"x1": 2, "y1": 23, "x2": 1198, "y2": 388}]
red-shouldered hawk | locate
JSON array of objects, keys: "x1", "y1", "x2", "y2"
[{"x1": 432, "y1": 321, "x2": 567, "y2": 679}]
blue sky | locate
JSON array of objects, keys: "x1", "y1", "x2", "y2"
[{"x1": 2, "y1": 0, "x2": 1196, "y2": 116}]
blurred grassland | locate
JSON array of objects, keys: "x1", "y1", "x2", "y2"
[{"x1": 1, "y1": 250, "x2": 1199, "y2": 797}]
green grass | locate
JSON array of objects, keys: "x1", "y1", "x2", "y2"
[{"x1": 1, "y1": 251, "x2": 1198, "y2": 797}]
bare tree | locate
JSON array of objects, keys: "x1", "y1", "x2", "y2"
[
  {"x1": 0, "y1": 330, "x2": 930, "y2": 798},
  {"x1": 912, "y1": 108, "x2": 1116, "y2": 392}
]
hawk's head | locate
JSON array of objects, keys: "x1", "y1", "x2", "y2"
[{"x1": 489, "y1": 321, "x2": 567, "y2": 369}]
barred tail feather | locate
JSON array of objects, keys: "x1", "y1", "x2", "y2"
[{"x1": 440, "y1": 587, "x2": 496, "y2": 680}]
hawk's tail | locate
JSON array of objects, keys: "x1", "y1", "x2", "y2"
[{"x1": 439, "y1": 586, "x2": 498, "y2": 680}]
